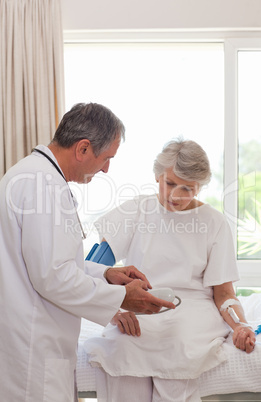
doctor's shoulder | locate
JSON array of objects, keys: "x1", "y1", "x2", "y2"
[{"x1": 1, "y1": 154, "x2": 65, "y2": 203}]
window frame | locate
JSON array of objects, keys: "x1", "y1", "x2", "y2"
[
  {"x1": 224, "y1": 38, "x2": 261, "y2": 287},
  {"x1": 64, "y1": 30, "x2": 261, "y2": 287}
]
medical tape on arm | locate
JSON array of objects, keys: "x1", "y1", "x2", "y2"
[{"x1": 220, "y1": 299, "x2": 252, "y2": 329}]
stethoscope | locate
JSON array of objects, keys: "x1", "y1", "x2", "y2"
[{"x1": 32, "y1": 148, "x2": 87, "y2": 239}]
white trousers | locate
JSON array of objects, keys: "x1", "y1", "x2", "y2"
[{"x1": 96, "y1": 368, "x2": 202, "y2": 402}]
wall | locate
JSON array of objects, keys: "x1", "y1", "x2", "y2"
[{"x1": 61, "y1": 0, "x2": 261, "y2": 31}]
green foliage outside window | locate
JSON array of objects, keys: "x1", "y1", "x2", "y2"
[
  {"x1": 237, "y1": 140, "x2": 261, "y2": 259},
  {"x1": 205, "y1": 140, "x2": 261, "y2": 259},
  {"x1": 236, "y1": 287, "x2": 261, "y2": 297}
]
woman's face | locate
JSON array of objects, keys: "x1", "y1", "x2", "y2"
[{"x1": 157, "y1": 168, "x2": 199, "y2": 212}]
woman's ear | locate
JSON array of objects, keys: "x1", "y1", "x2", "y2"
[{"x1": 155, "y1": 175, "x2": 159, "y2": 183}]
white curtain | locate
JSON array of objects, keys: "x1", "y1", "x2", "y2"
[{"x1": 0, "y1": 0, "x2": 65, "y2": 177}]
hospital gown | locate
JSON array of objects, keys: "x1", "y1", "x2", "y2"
[{"x1": 84, "y1": 194, "x2": 240, "y2": 379}]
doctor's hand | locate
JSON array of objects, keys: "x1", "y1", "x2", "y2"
[
  {"x1": 111, "y1": 310, "x2": 141, "y2": 336},
  {"x1": 233, "y1": 325, "x2": 256, "y2": 353},
  {"x1": 121, "y1": 279, "x2": 176, "y2": 315},
  {"x1": 105, "y1": 265, "x2": 152, "y2": 289}
]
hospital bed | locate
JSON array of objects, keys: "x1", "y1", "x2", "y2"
[{"x1": 77, "y1": 293, "x2": 261, "y2": 401}]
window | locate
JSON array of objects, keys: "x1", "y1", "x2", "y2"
[
  {"x1": 223, "y1": 38, "x2": 261, "y2": 288},
  {"x1": 64, "y1": 40, "x2": 224, "y2": 249},
  {"x1": 238, "y1": 51, "x2": 261, "y2": 260},
  {"x1": 64, "y1": 32, "x2": 261, "y2": 287}
]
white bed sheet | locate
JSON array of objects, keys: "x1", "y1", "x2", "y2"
[{"x1": 76, "y1": 294, "x2": 261, "y2": 397}]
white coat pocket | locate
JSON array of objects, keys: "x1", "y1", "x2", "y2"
[{"x1": 44, "y1": 358, "x2": 73, "y2": 402}]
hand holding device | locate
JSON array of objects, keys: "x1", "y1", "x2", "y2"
[
  {"x1": 86, "y1": 242, "x2": 181, "y2": 314},
  {"x1": 135, "y1": 287, "x2": 181, "y2": 315}
]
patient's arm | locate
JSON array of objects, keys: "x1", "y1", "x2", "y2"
[
  {"x1": 213, "y1": 281, "x2": 256, "y2": 353},
  {"x1": 111, "y1": 310, "x2": 141, "y2": 337}
]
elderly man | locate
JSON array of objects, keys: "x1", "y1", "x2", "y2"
[{"x1": 0, "y1": 103, "x2": 174, "y2": 402}]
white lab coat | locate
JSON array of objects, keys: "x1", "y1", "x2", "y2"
[{"x1": 0, "y1": 145, "x2": 125, "y2": 402}]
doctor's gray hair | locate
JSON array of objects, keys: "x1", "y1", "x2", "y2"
[
  {"x1": 153, "y1": 138, "x2": 211, "y2": 186},
  {"x1": 51, "y1": 103, "x2": 125, "y2": 156}
]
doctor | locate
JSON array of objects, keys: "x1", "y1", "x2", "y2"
[{"x1": 0, "y1": 102, "x2": 175, "y2": 402}]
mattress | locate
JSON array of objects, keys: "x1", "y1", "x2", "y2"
[{"x1": 76, "y1": 294, "x2": 261, "y2": 398}]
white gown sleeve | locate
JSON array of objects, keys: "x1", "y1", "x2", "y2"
[
  {"x1": 84, "y1": 260, "x2": 109, "y2": 280},
  {"x1": 203, "y1": 216, "x2": 240, "y2": 287}
]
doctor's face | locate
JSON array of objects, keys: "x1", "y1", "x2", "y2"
[
  {"x1": 157, "y1": 168, "x2": 199, "y2": 212},
  {"x1": 80, "y1": 135, "x2": 121, "y2": 184}
]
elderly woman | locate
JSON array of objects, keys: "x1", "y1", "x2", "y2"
[{"x1": 85, "y1": 138, "x2": 256, "y2": 402}]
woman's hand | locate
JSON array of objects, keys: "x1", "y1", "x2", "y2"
[
  {"x1": 214, "y1": 282, "x2": 256, "y2": 354},
  {"x1": 111, "y1": 310, "x2": 141, "y2": 336},
  {"x1": 233, "y1": 325, "x2": 256, "y2": 353}
]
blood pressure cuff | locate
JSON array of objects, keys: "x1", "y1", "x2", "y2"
[{"x1": 85, "y1": 241, "x2": 116, "y2": 266}]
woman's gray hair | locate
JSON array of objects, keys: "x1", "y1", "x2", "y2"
[
  {"x1": 51, "y1": 103, "x2": 125, "y2": 156},
  {"x1": 153, "y1": 138, "x2": 211, "y2": 186}
]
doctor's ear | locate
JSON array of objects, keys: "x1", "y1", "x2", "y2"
[{"x1": 76, "y1": 139, "x2": 90, "y2": 160}]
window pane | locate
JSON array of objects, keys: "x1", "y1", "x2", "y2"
[
  {"x1": 238, "y1": 51, "x2": 261, "y2": 260},
  {"x1": 64, "y1": 43, "x2": 224, "y2": 249}
]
